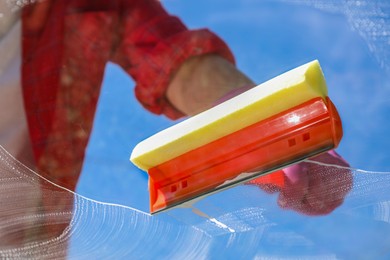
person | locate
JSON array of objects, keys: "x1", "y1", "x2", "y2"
[{"x1": 0, "y1": 0, "x2": 352, "y2": 246}]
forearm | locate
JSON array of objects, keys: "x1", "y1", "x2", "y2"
[
  {"x1": 114, "y1": 0, "x2": 239, "y2": 118},
  {"x1": 166, "y1": 54, "x2": 254, "y2": 116}
]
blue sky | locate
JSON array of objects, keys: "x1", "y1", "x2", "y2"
[{"x1": 72, "y1": 0, "x2": 390, "y2": 258}]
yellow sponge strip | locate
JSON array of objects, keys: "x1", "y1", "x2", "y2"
[{"x1": 131, "y1": 60, "x2": 328, "y2": 170}]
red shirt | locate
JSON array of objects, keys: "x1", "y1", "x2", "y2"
[{"x1": 22, "y1": 0, "x2": 235, "y2": 191}]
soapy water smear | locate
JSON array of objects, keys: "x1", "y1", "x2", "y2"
[
  {"x1": 1, "y1": 145, "x2": 390, "y2": 259},
  {"x1": 1, "y1": 0, "x2": 390, "y2": 259},
  {"x1": 278, "y1": 0, "x2": 390, "y2": 72},
  {"x1": 0, "y1": 145, "x2": 218, "y2": 259}
]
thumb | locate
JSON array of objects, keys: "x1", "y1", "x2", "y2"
[{"x1": 278, "y1": 164, "x2": 309, "y2": 209}]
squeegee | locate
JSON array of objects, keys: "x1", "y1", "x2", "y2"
[{"x1": 130, "y1": 60, "x2": 343, "y2": 214}]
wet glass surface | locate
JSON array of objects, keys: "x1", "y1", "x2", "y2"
[{"x1": 1, "y1": 0, "x2": 390, "y2": 259}]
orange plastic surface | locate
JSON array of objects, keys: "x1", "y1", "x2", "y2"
[{"x1": 148, "y1": 97, "x2": 343, "y2": 214}]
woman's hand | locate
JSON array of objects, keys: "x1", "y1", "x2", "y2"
[
  {"x1": 249, "y1": 151, "x2": 353, "y2": 216},
  {"x1": 278, "y1": 150, "x2": 352, "y2": 215}
]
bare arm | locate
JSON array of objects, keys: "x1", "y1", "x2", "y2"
[{"x1": 166, "y1": 54, "x2": 254, "y2": 116}]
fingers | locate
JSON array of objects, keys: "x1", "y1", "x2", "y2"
[
  {"x1": 246, "y1": 151, "x2": 353, "y2": 216},
  {"x1": 278, "y1": 151, "x2": 353, "y2": 216}
]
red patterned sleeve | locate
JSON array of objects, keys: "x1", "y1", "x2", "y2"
[{"x1": 113, "y1": 0, "x2": 235, "y2": 119}]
